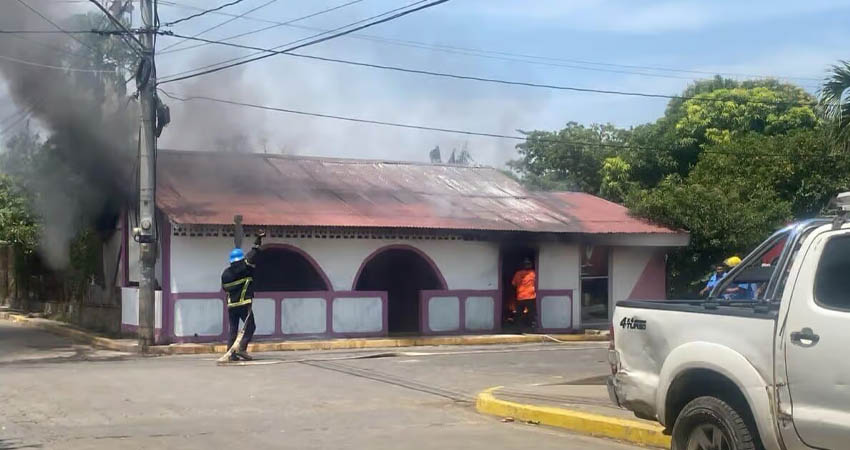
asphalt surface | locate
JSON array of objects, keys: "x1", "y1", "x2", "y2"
[{"x1": 0, "y1": 321, "x2": 642, "y2": 450}]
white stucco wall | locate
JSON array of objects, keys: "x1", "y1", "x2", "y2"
[
  {"x1": 536, "y1": 243, "x2": 579, "y2": 326},
  {"x1": 610, "y1": 247, "x2": 658, "y2": 305},
  {"x1": 537, "y1": 243, "x2": 580, "y2": 290},
  {"x1": 332, "y1": 297, "x2": 382, "y2": 333},
  {"x1": 120, "y1": 287, "x2": 162, "y2": 328},
  {"x1": 169, "y1": 235, "x2": 500, "y2": 294}
]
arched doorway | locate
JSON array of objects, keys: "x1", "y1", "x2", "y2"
[
  {"x1": 353, "y1": 246, "x2": 446, "y2": 333},
  {"x1": 252, "y1": 245, "x2": 330, "y2": 292}
]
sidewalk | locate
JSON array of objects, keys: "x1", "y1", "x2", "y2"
[
  {"x1": 476, "y1": 383, "x2": 670, "y2": 448},
  {"x1": 0, "y1": 311, "x2": 608, "y2": 356}
]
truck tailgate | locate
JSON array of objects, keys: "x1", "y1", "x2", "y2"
[{"x1": 610, "y1": 301, "x2": 776, "y2": 422}]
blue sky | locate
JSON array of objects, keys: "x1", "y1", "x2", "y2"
[{"x1": 4, "y1": 0, "x2": 850, "y2": 166}]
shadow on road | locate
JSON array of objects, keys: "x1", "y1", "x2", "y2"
[{"x1": 0, "y1": 438, "x2": 42, "y2": 449}]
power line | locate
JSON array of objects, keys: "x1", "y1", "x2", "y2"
[
  {"x1": 158, "y1": 0, "x2": 430, "y2": 78},
  {"x1": 162, "y1": 0, "x2": 247, "y2": 27},
  {"x1": 157, "y1": 33, "x2": 814, "y2": 108},
  {"x1": 87, "y1": 0, "x2": 144, "y2": 52},
  {"x1": 159, "y1": 0, "x2": 366, "y2": 55},
  {"x1": 0, "y1": 53, "x2": 119, "y2": 73},
  {"x1": 156, "y1": 0, "x2": 824, "y2": 85},
  {"x1": 158, "y1": 90, "x2": 836, "y2": 160},
  {"x1": 14, "y1": 0, "x2": 98, "y2": 53},
  {"x1": 159, "y1": 0, "x2": 280, "y2": 53},
  {"x1": 0, "y1": 29, "x2": 98, "y2": 35},
  {"x1": 0, "y1": 31, "x2": 84, "y2": 58},
  {"x1": 156, "y1": 0, "x2": 451, "y2": 85}
]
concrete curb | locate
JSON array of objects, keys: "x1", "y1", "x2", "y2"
[
  {"x1": 1, "y1": 313, "x2": 608, "y2": 355},
  {"x1": 475, "y1": 387, "x2": 671, "y2": 448},
  {"x1": 1, "y1": 312, "x2": 139, "y2": 353},
  {"x1": 151, "y1": 333, "x2": 609, "y2": 355}
]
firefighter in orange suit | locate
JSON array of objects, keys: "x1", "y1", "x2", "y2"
[{"x1": 512, "y1": 258, "x2": 537, "y2": 330}]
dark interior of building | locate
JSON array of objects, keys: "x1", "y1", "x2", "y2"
[
  {"x1": 500, "y1": 244, "x2": 537, "y2": 329},
  {"x1": 252, "y1": 247, "x2": 329, "y2": 292},
  {"x1": 354, "y1": 248, "x2": 444, "y2": 334}
]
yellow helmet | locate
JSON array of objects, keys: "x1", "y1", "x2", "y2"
[{"x1": 724, "y1": 256, "x2": 742, "y2": 267}]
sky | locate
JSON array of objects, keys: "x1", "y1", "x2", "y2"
[{"x1": 1, "y1": 0, "x2": 850, "y2": 167}]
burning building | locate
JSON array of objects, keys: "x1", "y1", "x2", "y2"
[{"x1": 117, "y1": 150, "x2": 687, "y2": 343}]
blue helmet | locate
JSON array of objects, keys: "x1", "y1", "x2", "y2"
[{"x1": 229, "y1": 248, "x2": 245, "y2": 263}]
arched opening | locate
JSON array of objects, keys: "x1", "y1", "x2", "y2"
[
  {"x1": 252, "y1": 245, "x2": 330, "y2": 292},
  {"x1": 354, "y1": 246, "x2": 446, "y2": 334}
]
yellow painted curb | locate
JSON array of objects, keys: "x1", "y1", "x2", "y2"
[
  {"x1": 2, "y1": 313, "x2": 608, "y2": 355},
  {"x1": 476, "y1": 387, "x2": 671, "y2": 448}
]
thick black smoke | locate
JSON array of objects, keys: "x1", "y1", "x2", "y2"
[{"x1": 0, "y1": 0, "x2": 137, "y2": 268}]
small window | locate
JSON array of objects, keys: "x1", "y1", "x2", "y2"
[
  {"x1": 814, "y1": 236, "x2": 850, "y2": 311},
  {"x1": 581, "y1": 245, "x2": 609, "y2": 324}
]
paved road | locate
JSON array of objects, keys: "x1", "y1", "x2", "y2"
[{"x1": 0, "y1": 321, "x2": 640, "y2": 450}]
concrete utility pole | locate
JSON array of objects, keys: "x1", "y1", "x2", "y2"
[{"x1": 137, "y1": 0, "x2": 158, "y2": 351}]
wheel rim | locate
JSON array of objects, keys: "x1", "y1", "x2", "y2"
[{"x1": 686, "y1": 423, "x2": 732, "y2": 450}]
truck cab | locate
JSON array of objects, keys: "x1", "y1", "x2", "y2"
[{"x1": 608, "y1": 193, "x2": 850, "y2": 450}]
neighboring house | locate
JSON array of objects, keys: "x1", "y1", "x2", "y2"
[{"x1": 119, "y1": 150, "x2": 688, "y2": 344}]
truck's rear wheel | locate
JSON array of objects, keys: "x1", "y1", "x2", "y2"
[{"x1": 671, "y1": 396, "x2": 756, "y2": 450}]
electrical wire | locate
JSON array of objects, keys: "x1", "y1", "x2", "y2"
[
  {"x1": 159, "y1": 0, "x2": 280, "y2": 53},
  {"x1": 157, "y1": 90, "x2": 840, "y2": 160},
  {"x1": 0, "y1": 53, "x2": 119, "y2": 73},
  {"x1": 0, "y1": 108, "x2": 35, "y2": 135},
  {"x1": 158, "y1": 0, "x2": 365, "y2": 55},
  {"x1": 158, "y1": 0, "x2": 429, "y2": 77},
  {"x1": 162, "y1": 0, "x2": 247, "y2": 27},
  {"x1": 14, "y1": 0, "x2": 98, "y2": 53},
  {"x1": 87, "y1": 0, "x2": 144, "y2": 52},
  {"x1": 156, "y1": 0, "x2": 451, "y2": 85},
  {"x1": 156, "y1": 0, "x2": 823, "y2": 85},
  {"x1": 157, "y1": 34, "x2": 814, "y2": 108}
]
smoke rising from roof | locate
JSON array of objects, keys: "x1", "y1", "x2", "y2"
[{"x1": 0, "y1": 0, "x2": 136, "y2": 268}]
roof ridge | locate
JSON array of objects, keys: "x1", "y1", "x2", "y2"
[{"x1": 157, "y1": 148, "x2": 496, "y2": 170}]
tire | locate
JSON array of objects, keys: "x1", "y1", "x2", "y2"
[{"x1": 671, "y1": 396, "x2": 757, "y2": 450}]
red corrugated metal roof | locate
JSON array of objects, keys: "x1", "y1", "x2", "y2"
[{"x1": 156, "y1": 150, "x2": 683, "y2": 236}]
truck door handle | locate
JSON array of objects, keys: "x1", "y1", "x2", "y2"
[{"x1": 790, "y1": 328, "x2": 820, "y2": 346}]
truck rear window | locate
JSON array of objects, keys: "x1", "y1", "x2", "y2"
[{"x1": 814, "y1": 236, "x2": 850, "y2": 312}]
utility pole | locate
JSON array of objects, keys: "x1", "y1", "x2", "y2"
[{"x1": 136, "y1": 0, "x2": 158, "y2": 351}]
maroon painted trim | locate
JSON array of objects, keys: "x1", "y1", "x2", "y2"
[
  {"x1": 159, "y1": 220, "x2": 172, "y2": 344},
  {"x1": 350, "y1": 244, "x2": 448, "y2": 291},
  {"x1": 259, "y1": 243, "x2": 333, "y2": 291},
  {"x1": 627, "y1": 249, "x2": 667, "y2": 300},
  {"x1": 168, "y1": 290, "x2": 391, "y2": 343},
  {"x1": 536, "y1": 289, "x2": 574, "y2": 333},
  {"x1": 420, "y1": 290, "x2": 500, "y2": 335},
  {"x1": 122, "y1": 210, "x2": 129, "y2": 288},
  {"x1": 496, "y1": 249, "x2": 503, "y2": 333},
  {"x1": 330, "y1": 291, "x2": 389, "y2": 338}
]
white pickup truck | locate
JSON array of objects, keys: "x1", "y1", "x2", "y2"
[{"x1": 608, "y1": 200, "x2": 850, "y2": 450}]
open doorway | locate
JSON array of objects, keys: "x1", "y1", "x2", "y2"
[
  {"x1": 252, "y1": 246, "x2": 329, "y2": 292},
  {"x1": 500, "y1": 244, "x2": 538, "y2": 330},
  {"x1": 354, "y1": 247, "x2": 445, "y2": 334}
]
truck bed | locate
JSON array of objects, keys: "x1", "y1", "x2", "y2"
[{"x1": 610, "y1": 300, "x2": 777, "y2": 423}]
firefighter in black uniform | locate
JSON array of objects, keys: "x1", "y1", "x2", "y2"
[{"x1": 220, "y1": 230, "x2": 264, "y2": 361}]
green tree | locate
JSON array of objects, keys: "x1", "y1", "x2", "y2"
[
  {"x1": 630, "y1": 128, "x2": 850, "y2": 296},
  {"x1": 599, "y1": 156, "x2": 634, "y2": 203},
  {"x1": 820, "y1": 60, "x2": 850, "y2": 144},
  {"x1": 0, "y1": 174, "x2": 38, "y2": 251},
  {"x1": 510, "y1": 122, "x2": 628, "y2": 192}
]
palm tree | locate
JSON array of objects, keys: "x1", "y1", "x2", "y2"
[{"x1": 820, "y1": 60, "x2": 850, "y2": 143}]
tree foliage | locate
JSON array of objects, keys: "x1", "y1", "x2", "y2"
[{"x1": 511, "y1": 76, "x2": 846, "y2": 296}]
